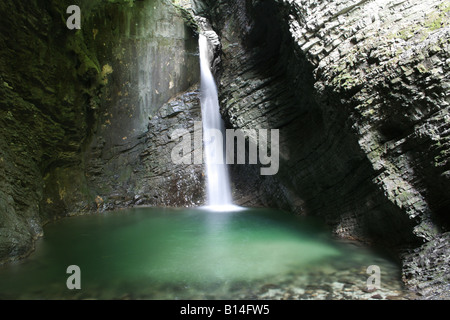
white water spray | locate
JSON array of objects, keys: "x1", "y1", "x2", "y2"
[{"x1": 198, "y1": 34, "x2": 237, "y2": 211}]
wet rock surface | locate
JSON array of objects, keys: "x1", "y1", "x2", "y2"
[
  {"x1": 0, "y1": 0, "x2": 103, "y2": 263},
  {"x1": 86, "y1": 88, "x2": 205, "y2": 211},
  {"x1": 0, "y1": 0, "x2": 202, "y2": 264},
  {"x1": 402, "y1": 232, "x2": 450, "y2": 299},
  {"x1": 191, "y1": 0, "x2": 450, "y2": 298}
]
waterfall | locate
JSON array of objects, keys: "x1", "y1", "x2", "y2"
[{"x1": 198, "y1": 34, "x2": 236, "y2": 211}]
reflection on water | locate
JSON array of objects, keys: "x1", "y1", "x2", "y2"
[{"x1": 0, "y1": 207, "x2": 409, "y2": 300}]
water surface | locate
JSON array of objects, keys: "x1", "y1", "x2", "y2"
[{"x1": 0, "y1": 207, "x2": 408, "y2": 299}]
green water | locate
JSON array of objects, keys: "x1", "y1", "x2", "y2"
[{"x1": 0, "y1": 207, "x2": 407, "y2": 300}]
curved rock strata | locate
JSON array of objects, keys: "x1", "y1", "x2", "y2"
[{"x1": 190, "y1": 0, "x2": 450, "y2": 298}]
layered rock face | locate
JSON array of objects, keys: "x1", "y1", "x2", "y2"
[
  {"x1": 0, "y1": 0, "x2": 203, "y2": 264},
  {"x1": 0, "y1": 0, "x2": 99, "y2": 262},
  {"x1": 59, "y1": 0, "x2": 203, "y2": 212},
  {"x1": 191, "y1": 0, "x2": 449, "y2": 297}
]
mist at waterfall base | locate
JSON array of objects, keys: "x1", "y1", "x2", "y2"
[{"x1": 0, "y1": 207, "x2": 406, "y2": 299}]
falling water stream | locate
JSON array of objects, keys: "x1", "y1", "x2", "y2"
[{"x1": 198, "y1": 34, "x2": 236, "y2": 210}]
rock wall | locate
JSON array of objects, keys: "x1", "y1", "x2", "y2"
[
  {"x1": 51, "y1": 0, "x2": 203, "y2": 213},
  {"x1": 0, "y1": 0, "x2": 102, "y2": 263},
  {"x1": 0, "y1": 0, "x2": 203, "y2": 264},
  {"x1": 191, "y1": 0, "x2": 449, "y2": 298}
]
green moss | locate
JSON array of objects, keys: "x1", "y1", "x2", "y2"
[
  {"x1": 416, "y1": 63, "x2": 428, "y2": 73},
  {"x1": 424, "y1": 2, "x2": 450, "y2": 31},
  {"x1": 362, "y1": 108, "x2": 376, "y2": 117},
  {"x1": 78, "y1": 54, "x2": 100, "y2": 77},
  {"x1": 397, "y1": 28, "x2": 414, "y2": 40},
  {"x1": 106, "y1": 0, "x2": 135, "y2": 5},
  {"x1": 66, "y1": 30, "x2": 101, "y2": 77},
  {"x1": 332, "y1": 72, "x2": 358, "y2": 90},
  {"x1": 398, "y1": 190, "x2": 414, "y2": 203},
  {"x1": 367, "y1": 146, "x2": 385, "y2": 163},
  {"x1": 3, "y1": 81, "x2": 13, "y2": 89},
  {"x1": 435, "y1": 148, "x2": 450, "y2": 166},
  {"x1": 424, "y1": 12, "x2": 445, "y2": 31},
  {"x1": 99, "y1": 64, "x2": 113, "y2": 85},
  {"x1": 388, "y1": 3, "x2": 449, "y2": 45}
]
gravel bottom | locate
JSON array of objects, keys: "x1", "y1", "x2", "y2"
[{"x1": 8, "y1": 253, "x2": 415, "y2": 300}]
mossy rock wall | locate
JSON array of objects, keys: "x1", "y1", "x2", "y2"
[{"x1": 0, "y1": 0, "x2": 202, "y2": 263}]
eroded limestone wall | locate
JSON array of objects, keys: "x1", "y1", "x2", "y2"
[
  {"x1": 0, "y1": 0, "x2": 203, "y2": 263},
  {"x1": 191, "y1": 0, "x2": 449, "y2": 298}
]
